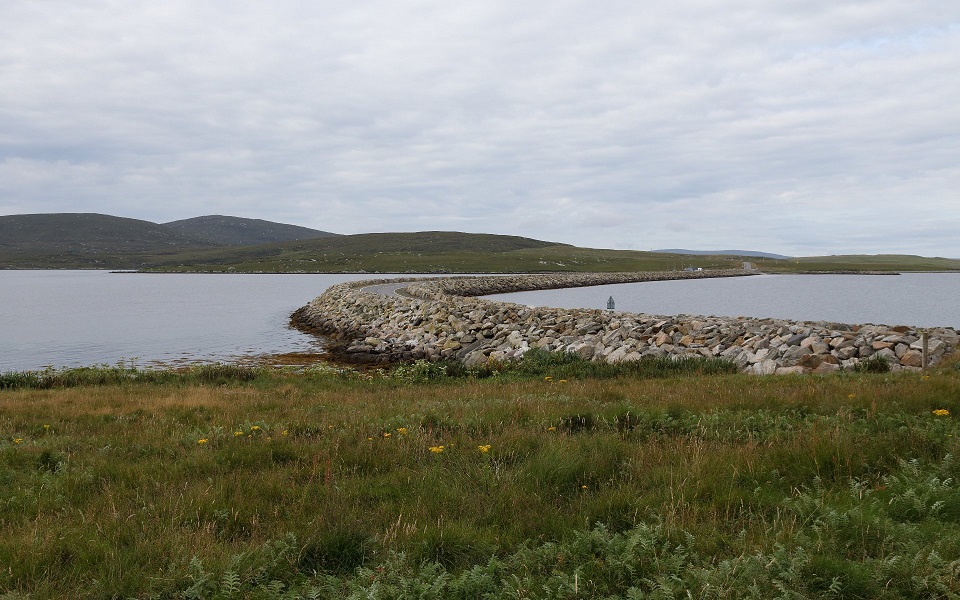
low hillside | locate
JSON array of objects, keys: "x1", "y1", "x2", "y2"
[
  {"x1": 144, "y1": 234, "x2": 960, "y2": 274},
  {"x1": 143, "y1": 232, "x2": 752, "y2": 273},
  {"x1": 654, "y1": 248, "x2": 793, "y2": 260},
  {"x1": 3, "y1": 212, "x2": 958, "y2": 273},
  {"x1": 0, "y1": 213, "x2": 217, "y2": 268},
  {"x1": 754, "y1": 254, "x2": 960, "y2": 273},
  {"x1": 163, "y1": 215, "x2": 338, "y2": 246}
]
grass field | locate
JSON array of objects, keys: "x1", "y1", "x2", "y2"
[{"x1": 2, "y1": 356, "x2": 960, "y2": 598}]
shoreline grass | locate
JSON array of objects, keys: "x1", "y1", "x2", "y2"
[{"x1": 2, "y1": 357, "x2": 959, "y2": 598}]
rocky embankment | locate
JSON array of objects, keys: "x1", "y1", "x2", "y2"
[{"x1": 291, "y1": 271, "x2": 958, "y2": 374}]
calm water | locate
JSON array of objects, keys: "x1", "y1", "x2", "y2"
[
  {"x1": 0, "y1": 271, "x2": 405, "y2": 372},
  {"x1": 488, "y1": 273, "x2": 960, "y2": 329}
]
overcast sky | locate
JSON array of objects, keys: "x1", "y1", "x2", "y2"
[{"x1": 2, "y1": 1, "x2": 958, "y2": 257}]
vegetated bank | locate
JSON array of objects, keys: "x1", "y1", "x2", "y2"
[
  {"x1": 3, "y1": 360, "x2": 960, "y2": 598},
  {"x1": 292, "y1": 270, "x2": 959, "y2": 374}
]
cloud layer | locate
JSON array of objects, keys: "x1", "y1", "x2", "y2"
[{"x1": 2, "y1": 1, "x2": 958, "y2": 256}]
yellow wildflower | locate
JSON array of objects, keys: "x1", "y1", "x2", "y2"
[
  {"x1": 547, "y1": 426, "x2": 557, "y2": 431},
  {"x1": 933, "y1": 409, "x2": 950, "y2": 417},
  {"x1": 544, "y1": 376, "x2": 553, "y2": 381},
  {"x1": 13, "y1": 438, "x2": 23, "y2": 445},
  {"x1": 922, "y1": 375, "x2": 930, "y2": 381},
  {"x1": 250, "y1": 425, "x2": 261, "y2": 432},
  {"x1": 559, "y1": 379, "x2": 568, "y2": 383},
  {"x1": 234, "y1": 430, "x2": 244, "y2": 437},
  {"x1": 478, "y1": 444, "x2": 491, "y2": 453},
  {"x1": 282, "y1": 430, "x2": 288, "y2": 436},
  {"x1": 847, "y1": 394, "x2": 856, "y2": 399},
  {"x1": 43, "y1": 424, "x2": 50, "y2": 430},
  {"x1": 581, "y1": 485, "x2": 588, "y2": 489},
  {"x1": 429, "y1": 445, "x2": 445, "y2": 453},
  {"x1": 197, "y1": 438, "x2": 208, "y2": 445},
  {"x1": 396, "y1": 427, "x2": 408, "y2": 435},
  {"x1": 367, "y1": 437, "x2": 373, "y2": 441},
  {"x1": 383, "y1": 432, "x2": 392, "y2": 438}
]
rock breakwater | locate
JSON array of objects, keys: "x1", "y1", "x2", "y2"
[{"x1": 291, "y1": 271, "x2": 958, "y2": 373}]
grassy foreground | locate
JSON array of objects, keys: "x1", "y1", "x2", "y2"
[{"x1": 2, "y1": 355, "x2": 960, "y2": 599}]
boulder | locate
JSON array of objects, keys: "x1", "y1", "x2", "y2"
[
  {"x1": 812, "y1": 362, "x2": 840, "y2": 374},
  {"x1": 899, "y1": 351, "x2": 924, "y2": 368},
  {"x1": 781, "y1": 345, "x2": 813, "y2": 365},
  {"x1": 775, "y1": 366, "x2": 806, "y2": 375}
]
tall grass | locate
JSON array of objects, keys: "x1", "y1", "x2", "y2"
[
  {"x1": 1, "y1": 365, "x2": 958, "y2": 597},
  {"x1": 0, "y1": 363, "x2": 269, "y2": 390}
]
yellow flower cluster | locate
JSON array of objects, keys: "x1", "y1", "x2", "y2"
[
  {"x1": 933, "y1": 409, "x2": 950, "y2": 417},
  {"x1": 396, "y1": 427, "x2": 408, "y2": 435},
  {"x1": 429, "y1": 445, "x2": 445, "y2": 453},
  {"x1": 478, "y1": 444, "x2": 491, "y2": 453},
  {"x1": 13, "y1": 438, "x2": 23, "y2": 445},
  {"x1": 234, "y1": 430, "x2": 244, "y2": 437},
  {"x1": 197, "y1": 438, "x2": 208, "y2": 445}
]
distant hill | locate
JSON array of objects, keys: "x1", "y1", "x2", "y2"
[
  {"x1": 296, "y1": 231, "x2": 564, "y2": 254},
  {"x1": 163, "y1": 215, "x2": 338, "y2": 246},
  {"x1": 0, "y1": 213, "x2": 217, "y2": 259},
  {"x1": 139, "y1": 231, "x2": 576, "y2": 273},
  {"x1": 0, "y1": 212, "x2": 341, "y2": 268},
  {"x1": 3, "y1": 212, "x2": 958, "y2": 273},
  {"x1": 787, "y1": 254, "x2": 960, "y2": 272},
  {"x1": 655, "y1": 249, "x2": 792, "y2": 260},
  {"x1": 0, "y1": 215, "x2": 569, "y2": 270}
]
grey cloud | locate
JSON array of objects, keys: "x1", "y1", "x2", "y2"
[{"x1": 1, "y1": 1, "x2": 959, "y2": 255}]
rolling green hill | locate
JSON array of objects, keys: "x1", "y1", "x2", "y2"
[
  {"x1": 750, "y1": 254, "x2": 960, "y2": 273},
  {"x1": 0, "y1": 213, "x2": 340, "y2": 269},
  {"x1": 0, "y1": 213, "x2": 218, "y2": 268},
  {"x1": 139, "y1": 232, "x2": 771, "y2": 273},
  {"x1": 142, "y1": 231, "x2": 586, "y2": 273},
  {"x1": 142, "y1": 236, "x2": 960, "y2": 274},
  {"x1": 2, "y1": 212, "x2": 958, "y2": 273},
  {"x1": 163, "y1": 215, "x2": 338, "y2": 246},
  {"x1": 0, "y1": 213, "x2": 214, "y2": 253}
]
